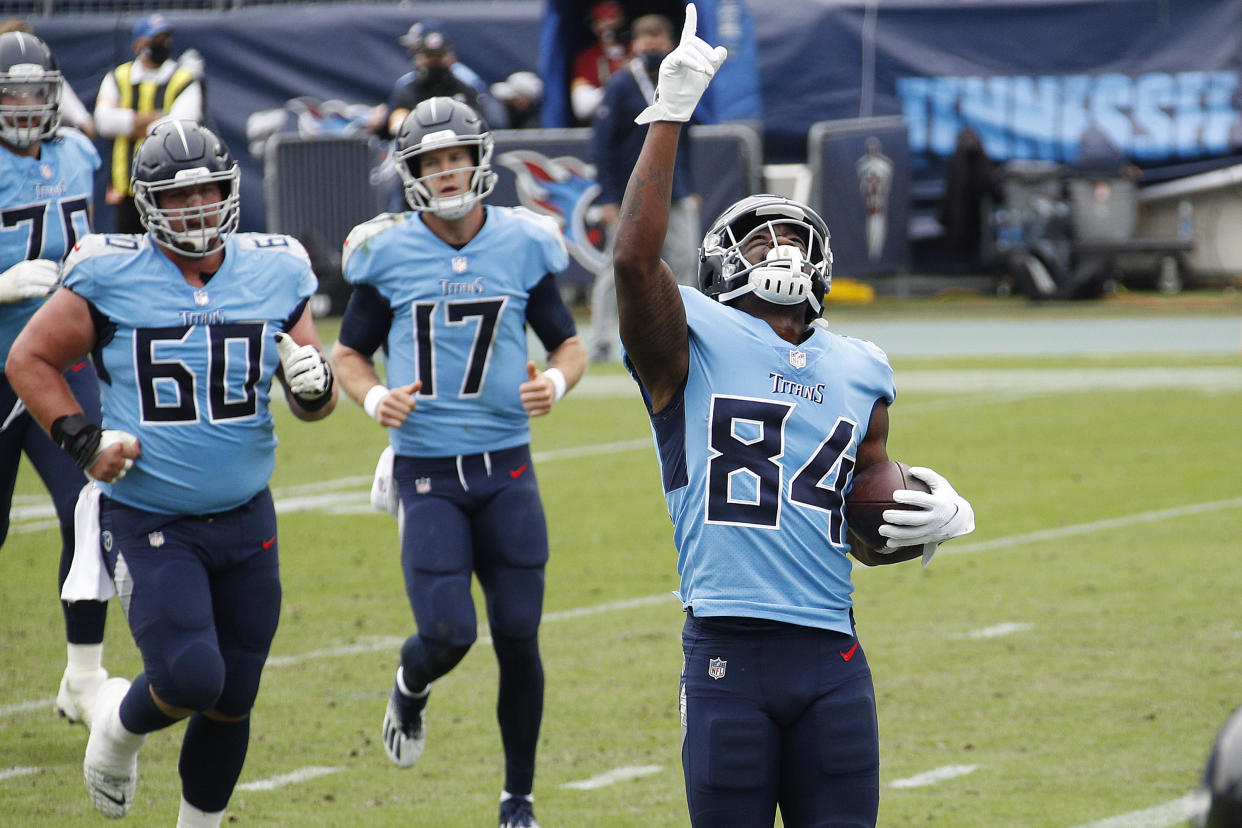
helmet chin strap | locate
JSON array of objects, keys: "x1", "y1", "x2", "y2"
[{"x1": 747, "y1": 245, "x2": 820, "y2": 311}]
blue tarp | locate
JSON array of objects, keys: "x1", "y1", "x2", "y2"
[{"x1": 30, "y1": 0, "x2": 1242, "y2": 233}]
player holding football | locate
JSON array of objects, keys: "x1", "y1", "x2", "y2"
[
  {"x1": 330, "y1": 97, "x2": 586, "y2": 828},
  {"x1": 6, "y1": 119, "x2": 336, "y2": 828},
  {"x1": 610, "y1": 7, "x2": 975, "y2": 826},
  {"x1": 0, "y1": 30, "x2": 113, "y2": 727}
]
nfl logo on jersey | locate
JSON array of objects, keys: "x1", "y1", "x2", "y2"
[
  {"x1": 708, "y1": 657, "x2": 727, "y2": 680},
  {"x1": 789, "y1": 349, "x2": 807, "y2": 369}
]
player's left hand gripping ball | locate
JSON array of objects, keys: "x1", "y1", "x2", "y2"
[
  {"x1": 878, "y1": 466, "x2": 975, "y2": 549},
  {"x1": 275, "y1": 332, "x2": 330, "y2": 399},
  {"x1": 635, "y1": 3, "x2": 728, "y2": 124}
]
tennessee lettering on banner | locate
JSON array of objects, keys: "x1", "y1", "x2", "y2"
[{"x1": 897, "y1": 71, "x2": 1240, "y2": 162}]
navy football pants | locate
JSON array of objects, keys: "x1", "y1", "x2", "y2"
[
  {"x1": 0, "y1": 362, "x2": 107, "y2": 644},
  {"x1": 680, "y1": 612, "x2": 880, "y2": 828},
  {"x1": 100, "y1": 489, "x2": 281, "y2": 716},
  {"x1": 394, "y1": 444, "x2": 547, "y2": 795}
]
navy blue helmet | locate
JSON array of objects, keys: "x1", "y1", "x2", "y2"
[
  {"x1": 1196, "y1": 705, "x2": 1242, "y2": 828},
  {"x1": 698, "y1": 194, "x2": 833, "y2": 325},
  {"x1": 394, "y1": 96, "x2": 496, "y2": 219},
  {"x1": 0, "y1": 31, "x2": 62, "y2": 147},
  {"x1": 131, "y1": 120, "x2": 239, "y2": 256}
]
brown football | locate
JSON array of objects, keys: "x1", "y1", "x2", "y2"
[{"x1": 844, "y1": 460, "x2": 932, "y2": 551}]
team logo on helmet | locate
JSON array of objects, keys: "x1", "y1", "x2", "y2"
[{"x1": 496, "y1": 149, "x2": 608, "y2": 273}]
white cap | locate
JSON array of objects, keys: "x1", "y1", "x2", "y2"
[{"x1": 490, "y1": 71, "x2": 543, "y2": 102}]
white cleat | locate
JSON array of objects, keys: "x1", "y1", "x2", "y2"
[
  {"x1": 83, "y1": 678, "x2": 141, "y2": 819},
  {"x1": 56, "y1": 666, "x2": 110, "y2": 728},
  {"x1": 381, "y1": 685, "x2": 427, "y2": 768}
]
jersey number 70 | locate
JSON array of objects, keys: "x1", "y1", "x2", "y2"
[{"x1": 706, "y1": 395, "x2": 857, "y2": 545}]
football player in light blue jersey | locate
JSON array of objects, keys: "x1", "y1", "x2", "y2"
[
  {"x1": 332, "y1": 97, "x2": 586, "y2": 828},
  {"x1": 0, "y1": 30, "x2": 113, "y2": 730},
  {"x1": 611, "y1": 8, "x2": 975, "y2": 827},
  {"x1": 7, "y1": 119, "x2": 336, "y2": 828}
]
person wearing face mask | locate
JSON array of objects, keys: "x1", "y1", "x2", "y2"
[
  {"x1": 587, "y1": 13, "x2": 702, "y2": 363},
  {"x1": 94, "y1": 13, "x2": 203, "y2": 233},
  {"x1": 383, "y1": 30, "x2": 482, "y2": 140}
]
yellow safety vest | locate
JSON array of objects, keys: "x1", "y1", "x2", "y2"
[{"x1": 110, "y1": 62, "x2": 196, "y2": 195}]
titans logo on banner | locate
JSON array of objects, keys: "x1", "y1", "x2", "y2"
[
  {"x1": 898, "y1": 71, "x2": 1241, "y2": 163},
  {"x1": 496, "y1": 149, "x2": 608, "y2": 273}
]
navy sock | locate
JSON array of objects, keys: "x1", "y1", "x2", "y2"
[
  {"x1": 179, "y1": 713, "x2": 251, "y2": 813},
  {"x1": 119, "y1": 674, "x2": 180, "y2": 734},
  {"x1": 493, "y1": 634, "x2": 543, "y2": 796}
]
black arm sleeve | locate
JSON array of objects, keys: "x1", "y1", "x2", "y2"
[
  {"x1": 337, "y1": 284, "x2": 393, "y2": 357},
  {"x1": 525, "y1": 273, "x2": 577, "y2": 353}
]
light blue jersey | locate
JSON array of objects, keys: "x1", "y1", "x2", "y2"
[
  {"x1": 637, "y1": 287, "x2": 896, "y2": 634},
  {"x1": 343, "y1": 207, "x2": 569, "y2": 457},
  {"x1": 0, "y1": 129, "x2": 98, "y2": 367},
  {"x1": 61, "y1": 233, "x2": 317, "y2": 514}
]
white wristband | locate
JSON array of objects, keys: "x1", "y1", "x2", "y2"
[
  {"x1": 544, "y1": 368, "x2": 567, "y2": 402},
  {"x1": 363, "y1": 384, "x2": 389, "y2": 421}
]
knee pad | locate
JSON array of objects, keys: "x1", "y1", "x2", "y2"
[{"x1": 155, "y1": 641, "x2": 226, "y2": 712}]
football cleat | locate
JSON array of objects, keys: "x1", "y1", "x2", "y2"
[
  {"x1": 381, "y1": 683, "x2": 427, "y2": 768},
  {"x1": 83, "y1": 678, "x2": 141, "y2": 819},
  {"x1": 56, "y1": 666, "x2": 110, "y2": 728},
  {"x1": 498, "y1": 794, "x2": 540, "y2": 828}
]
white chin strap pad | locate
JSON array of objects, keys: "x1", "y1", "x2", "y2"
[{"x1": 748, "y1": 245, "x2": 814, "y2": 307}]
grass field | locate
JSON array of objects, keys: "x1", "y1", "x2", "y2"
[{"x1": 3, "y1": 296, "x2": 1241, "y2": 827}]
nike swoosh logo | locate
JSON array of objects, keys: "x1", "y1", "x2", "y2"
[
  {"x1": 262, "y1": 535, "x2": 277, "y2": 549},
  {"x1": 509, "y1": 463, "x2": 528, "y2": 479},
  {"x1": 840, "y1": 640, "x2": 859, "y2": 662},
  {"x1": 99, "y1": 789, "x2": 126, "y2": 807}
]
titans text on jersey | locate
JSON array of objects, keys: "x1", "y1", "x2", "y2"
[
  {"x1": 633, "y1": 286, "x2": 895, "y2": 635},
  {"x1": 0, "y1": 128, "x2": 98, "y2": 364},
  {"x1": 342, "y1": 206, "x2": 569, "y2": 458},
  {"x1": 60, "y1": 232, "x2": 317, "y2": 514}
]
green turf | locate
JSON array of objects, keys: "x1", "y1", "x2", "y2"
[{"x1": 3, "y1": 303, "x2": 1240, "y2": 826}]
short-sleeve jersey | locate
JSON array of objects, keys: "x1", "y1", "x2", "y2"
[
  {"x1": 0, "y1": 130, "x2": 99, "y2": 367},
  {"x1": 61, "y1": 233, "x2": 317, "y2": 514},
  {"x1": 342, "y1": 206, "x2": 569, "y2": 457},
  {"x1": 632, "y1": 287, "x2": 896, "y2": 634}
]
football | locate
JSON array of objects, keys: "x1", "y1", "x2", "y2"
[{"x1": 844, "y1": 460, "x2": 931, "y2": 550}]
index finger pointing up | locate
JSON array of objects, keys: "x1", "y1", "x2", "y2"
[{"x1": 681, "y1": 3, "x2": 698, "y2": 45}]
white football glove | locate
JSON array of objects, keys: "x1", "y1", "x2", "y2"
[
  {"x1": 635, "y1": 4, "x2": 728, "y2": 125},
  {"x1": 0, "y1": 259, "x2": 59, "y2": 304},
  {"x1": 879, "y1": 466, "x2": 975, "y2": 564},
  {"x1": 274, "y1": 332, "x2": 330, "y2": 399}
]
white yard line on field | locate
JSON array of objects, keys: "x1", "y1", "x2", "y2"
[
  {"x1": 11, "y1": 365, "x2": 1240, "y2": 535},
  {"x1": 888, "y1": 764, "x2": 980, "y2": 788},
  {"x1": 951, "y1": 622, "x2": 1034, "y2": 639},
  {"x1": 5, "y1": 494, "x2": 1242, "y2": 717},
  {"x1": 266, "y1": 595, "x2": 670, "y2": 668},
  {"x1": 560, "y1": 765, "x2": 664, "y2": 790},
  {"x1": 1066, "y1": 792, "x2": 1208, "y2": 828},
  {"x1": 0, "y1": 766, "x2": 40, "y2": 783},
  {"x1": 235, "y1": 766, "x2": 343, "y2": 792},
  {"x1": 933, "y1": 496, "x2": 1242, "y2": 558}
]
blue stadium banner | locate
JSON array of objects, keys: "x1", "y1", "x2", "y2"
[{"x1": 756, "y1": 0, "x2": 1242, "y2": 171}]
